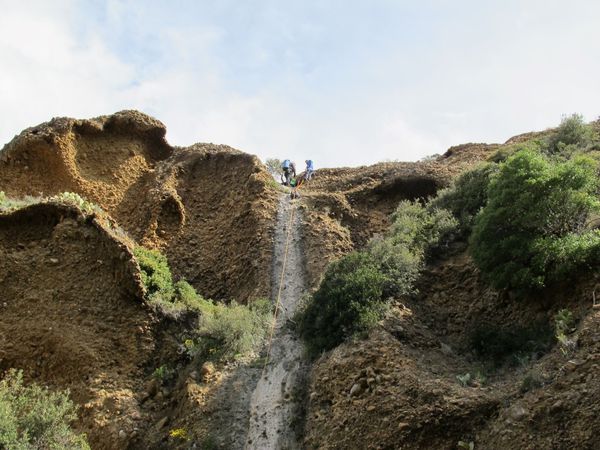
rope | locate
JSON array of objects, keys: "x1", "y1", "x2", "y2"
[
  {"x1": 261, "y1": 197, "x2": 296, "y2": 374},
  {"x1": 243, "y1": 194, "x2": 299, "y2": 450}
]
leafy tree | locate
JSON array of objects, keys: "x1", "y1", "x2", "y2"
[
  {"x1": 547, "y1": 113, "x2": 595, "y2": 155},
  {"x1": 264, "y1": 158, "x2": 283, "y2": 178},
  {"x1": 470, "y1": 149, "x2": 600, "y2": 290}
]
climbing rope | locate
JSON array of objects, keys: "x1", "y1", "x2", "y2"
[
  {"x1": 261, "y1": 197, "x2": 297, "y2": 373},
  {"x1": 243, "y1": 196, "x2": 297, "y2": 450}
]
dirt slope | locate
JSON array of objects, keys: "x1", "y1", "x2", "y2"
[
  {"x1": 296, "y1": 132, "x2": 600, "y2": 449},
  {"x1": 301, "y1": 239, "x2": 600, "y2": 449},
  {"x1": 0, "y1": 203, "x2": 156, "y2": 449},
  {"x1": 145, "y1": 144, "x2": 278, "y2": 302},
  {"x1": 0, "y1": 111, "x2": 279, "y2": 302},
  {"x1": 299, "y1": 144, "x2": 498, "y2": 288}
]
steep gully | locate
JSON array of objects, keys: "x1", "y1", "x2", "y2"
[{"x1": 245, "y1": 194, "x2": 310, "y2": 449}]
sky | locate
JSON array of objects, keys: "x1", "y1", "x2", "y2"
[{"x1": 1, "y1": 0, "x2": 599, "y2": 168}]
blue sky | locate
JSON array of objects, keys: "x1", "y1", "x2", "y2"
[{"x1": 1, "y1": 0, "x2": 599, "y2": 167}]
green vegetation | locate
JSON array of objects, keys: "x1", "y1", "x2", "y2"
[
  {"x1": 265, "y1": 158, "x2": 283, "y2": 178},
  {"x1": 370, "y1": 200, "x2": 456, "y2": 295},
  {"x1": 152, "y1": 365, "x2": 175, "y2": 384},
  {"x1": 0, "y1": 191, "x2": 40, "y2": 213},
  {"x1": 546, "y1": 113, "x2": 597, "y2": 155},
  {"x1": 469, "y1": 322, "x2": 554, "y2": 368},
  {"x1": 134, "y1": 246, "x2": 177, "y2": 305},
  {"x1": 431, "y1": 163, "x2": 499, "y2": 234},
  {"x1": 554, "y1": 308, "x2": 577, "y2": 356},
  {"x1": 195, "y1": 298, "x2": 272, "y2": 360},
  {"x1": 520, "y1": 371, "x2": 544, "y2": 393},
  {"x1": 134, "y1": 246, "x2": 272, "y2": 361},
  {"x1": 299, "y1": 251, "x2": 387, "y2": 354},
  {"x1": 456, "y1": 370, "x2": 486, "y2": 388},
  {"x1": 0, "y1": 369, "x2": 89, "y2": 450},
  {"x1": 470, "y1": 149, "x2": 600, "y2": 291},
  {"x1": 0, "y1": 191, "x2": 102, "y2": 215},
  {"x1": 300, "y1": 200, "x2": 456, "y2": 355},
  {"x1": 48, "y1": 192, "x2": 101, "y2": 215}
]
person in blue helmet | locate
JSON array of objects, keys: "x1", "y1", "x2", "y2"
[
  {"x1": 281, "y1": 159, "x2": 296, "y2": 186},
  {"x1": 304, "y1": 159, "x2": 314, "y2": 180}
]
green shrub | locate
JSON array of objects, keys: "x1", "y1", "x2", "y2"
[
  {"x1": 133, "y1": 247, "x2": 271, "y2": 360},
  {"x1": 387, "y1": 200, "x2": 457, "y2": 256},
  {"x1": 0, "y1": 369, "x2": 90, "y2": 449},
  {"x1": 554, "y1": 308, "x2": 577, "y2": 356},
  {"x1": 368, "y1": 236, "x2": 421, "y2": 297},
  {"x1": 369, "y1": 200, "x2": 456, "y2": 296},
  {"x1": 134, "y1": 247, "x2": 176, "y2": 301},
  {"x1": 431, "y1": 163, "x2": 499, "y2": 234},
  {"x1": 49, "y1": 192, "x2": 101, "y2": 215},
  {"x1": 196, "y1": 298, "x2": 272, "y2": 361},
  {"x1": 152, "y1": 365, "x2": 175, "y2": 384},
  {"x1": 300, "y1": 201, "x2": 456, "y2": 355},
  {"x1": 547, "y1": 113, "x2": 595, "y2": 155},
  {"x1": 0, "y1": 193, "x2": 41, "y2": 213},
  {"x1": 520, "y1": 371, "x2": 544, "y2": 393},
  {"x1": 488, "y1": 139, "x2": 545, "y2": 164},
  {"x1": 299, "y1": 251, "x2": 387, "y2": 354},
  {"x1": 469, "y1": 322, "x2": 554, "y2": 368},
  {"x1": 470, "y1": 149, "x2": 600, "y2": 290}
]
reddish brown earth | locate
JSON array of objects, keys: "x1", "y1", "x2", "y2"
[
  {"x1": 2, "y1": 111, "x2": 599, "y2": 449},
  {"x1": 0, "y1": 111, "x2": 278, "y2": 302},
  {"x1": 0, "y1": 203, "x2": 154, "y2": 450}
]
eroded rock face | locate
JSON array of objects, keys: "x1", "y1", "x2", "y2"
[
  {"x1": 0, "y1": 111, "x2": 279, "y2": 303},
  {"x1": 0, "y1": 204, "x2": 152, "y2": 450}
]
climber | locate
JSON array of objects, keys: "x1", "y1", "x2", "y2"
[
  {"x1": 281, "y1": 159, "x2": 297, "y2": 186},
  {"x1": 304, "y1": 159, "x2": 315, "y2": 180}
]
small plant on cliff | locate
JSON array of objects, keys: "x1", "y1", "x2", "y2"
[
  {"x1": 134, "y1": 246, "x2": 176, "y2": 301},
  {"x1": 0, "y1": 369, "x2": 90, "y2": 449},
  {"x1": 152, "y1": 365, "x2": 175, "y2": 384},
  {"x1": 265, "y1": 158, "x2": 284, "y2": 178},
  {"x1": 196, "y1": 298, "x2": 272, "y2": 361},
  {"x1": 169, "y1": 427, "x2": 189, "y2": 441},
  {"x1": 49, "y1": 192, "x2": 101, "y2": 215},
  {"x1": 554, "y1": 308, "x2": 577, "y2": 356},
  {"x1": 0, "y1": 192, "x2": 41, "y2": 213}
]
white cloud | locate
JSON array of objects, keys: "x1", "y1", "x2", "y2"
[{"x1": 1, "y1": 1, "x2": 599, "y2": 169}]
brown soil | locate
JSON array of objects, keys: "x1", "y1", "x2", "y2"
[
  {"x1": 0, "y1": 203, "x2": 155, "y2": 449},
  {"x1": 0, "y1": 111, "x2": 279, "y2": 302},
  {"x1": 296, "y1": 129, "x2": 600, "y2": 449},
  {"x1": 2, "y1": 110, "x2": 599, "y2": 449},
  {"x1": 298, "y1": 145, "x2": 498, "y2": 288},
  {"x1": 302, "y1": 247, "x2": 600, "y2": 449},
  {"x1": 300, "y1": 219, "x2": 600, "y2": 450}
]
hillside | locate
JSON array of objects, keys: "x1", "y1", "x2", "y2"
[{"x1": 1, "y1": 111, "x2": 599, "y2": 449}]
